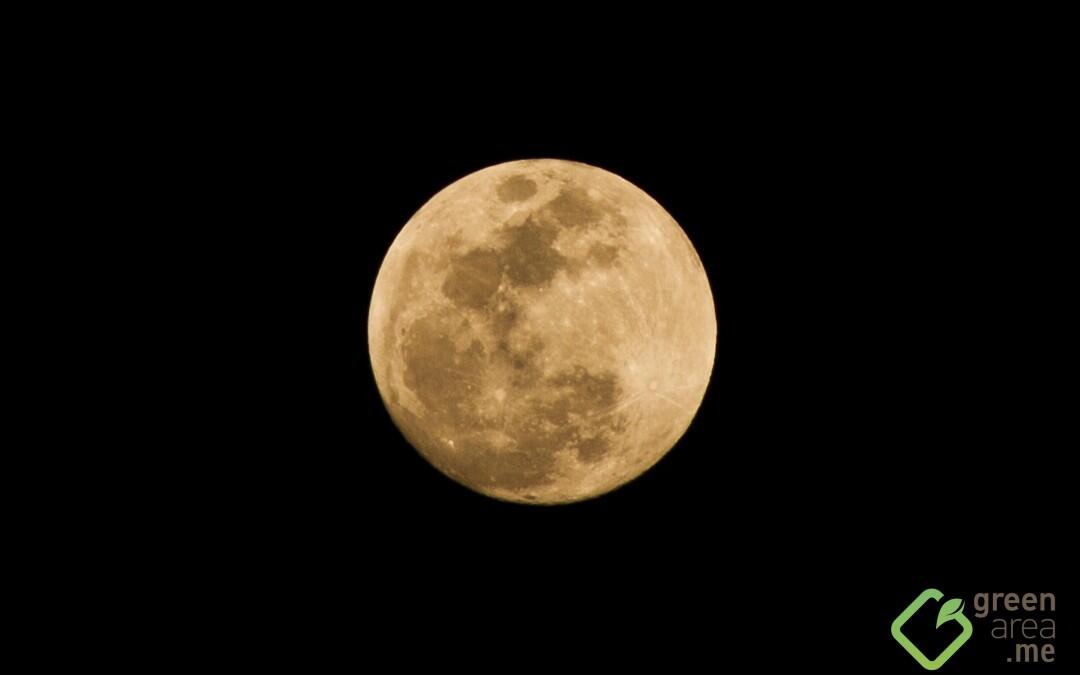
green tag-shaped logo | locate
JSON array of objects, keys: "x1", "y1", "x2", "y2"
[{"x1": 891, "y1": 588, "x2": 973, "y2": 670}]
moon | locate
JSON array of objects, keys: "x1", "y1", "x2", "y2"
[{"x1": 369, "y1": 159, "x2": 716, "y2": 504}]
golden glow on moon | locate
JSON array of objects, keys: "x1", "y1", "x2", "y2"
[{"x1": 369, "y1": 159, "x2": 716, "y2": 504}]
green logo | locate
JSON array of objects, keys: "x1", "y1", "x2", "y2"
[{"x1": 891, "y1": 588, "x2": 973, "y2": 670}]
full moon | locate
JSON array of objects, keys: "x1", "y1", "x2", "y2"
[{"x1": 369, "y1": 159, "x2": 716, "y2": 504}]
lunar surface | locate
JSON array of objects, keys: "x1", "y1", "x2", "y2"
[{"x1": 368, "y1": 159, "x2": 716, "y2": 504}]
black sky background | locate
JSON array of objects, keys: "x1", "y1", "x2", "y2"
[{"x1": 154, "y1": 35, "x2": 1074, "y2": 671}]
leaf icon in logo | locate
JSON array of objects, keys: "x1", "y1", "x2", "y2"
[{"x1": 936, "y1": 598, "x2": 965, "y2": 628}]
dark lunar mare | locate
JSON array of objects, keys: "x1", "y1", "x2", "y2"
[{"x1": 397, "y1": 183, "x2": 629, "y2": 496}]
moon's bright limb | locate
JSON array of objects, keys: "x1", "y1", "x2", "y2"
[{"x1": 369, "y1": 159, "x2": 716, "y2": 504}]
